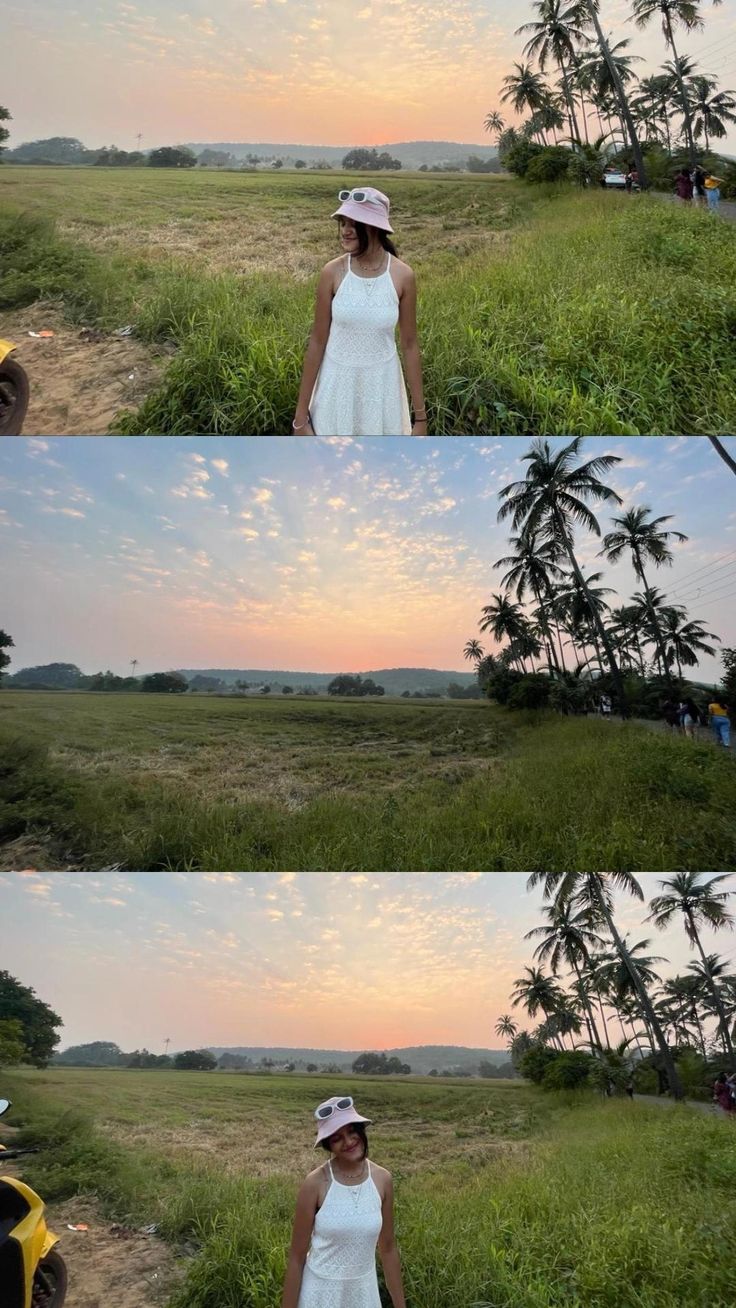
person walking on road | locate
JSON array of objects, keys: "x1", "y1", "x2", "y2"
[
  {"x1": 713, "y1": 1073, "x2": 735, "y2": 1113},
  {"x1": 708, "y1": 696, "x2": 731, "y2": 748},
  {"x1": 704, "y1": 173, "x2": 724, "y2": 212},
  {"x1": 675, "y1": 168, "x2": 693, "y2": 202},
  {"x1": 292, "y1": 188, "x2": 426, "y2": 436},
  {"x1": 283, "y1": 1095, "x2": 406, "y2": 1308}
]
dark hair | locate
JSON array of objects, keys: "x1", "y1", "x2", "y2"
[
  {"x1": 337, "y1": 216, "x2": 398, "y2": 257},
  {"x1": 320, "y1": 1120, "x2": 369, "y2": 1158}
]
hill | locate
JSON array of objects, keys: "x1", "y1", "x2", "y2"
[
  {"x1": 208, "y1": 1045, "x2": 508, "y2": 1074},
  {"x1": 183, "y1": 140, "x2": 499, "y2": 169},
  {"x1": 175, "y1": 667, "x2": 476, "y2": 695}
]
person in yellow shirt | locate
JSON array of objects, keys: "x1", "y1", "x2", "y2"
[
  {"x1": 708, "y1": 697, "x2": 730, "y2": 748},
  {"x1": 704, "y1": 174, "x2": 723, "y2": 212}
]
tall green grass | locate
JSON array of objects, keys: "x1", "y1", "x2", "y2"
[
  {"x1": 1, "y1": 694, "x2": 734, "y2": 870},
  {"x1": 2, "y1": 170, "x2": 736, "y2": 432},
  {"x1": 6, "y1": 1071, "x2": 735, "y2": 1308}
]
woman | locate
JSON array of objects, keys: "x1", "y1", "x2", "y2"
[
  {"x1": 282, "y1": 1095, "x2": 406, "y2": 1308},
  {"x1": 713, "y1": 1073, "x2": 735, "y2": 1113},
  {"x1": 704, "y1": 172, "x2": 724, "y2": 213},
  {"x1": 292, "y1": 188, "x2": 426, "y2": 436},
  {"x1": 681, "y1": 697, "x2": 701, "y2": 740},
  {"x1": 674, "y1": 168, "x2": 693, "y2": 203},
  {"x1": 708, "y1": 696, "x2": 731, "y2": 748}
]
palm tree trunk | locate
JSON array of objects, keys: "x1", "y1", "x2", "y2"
[
  {"x1": 591, "y1": 881, "x2": 684, "y2": 1099},
  {"x1": 631, "y1": 544, "x2": 671, "y2": 686},
  {"x1": 664, "y1": 13, "x2": 695, "y2": 165},
  {"x1": 553, "y1": 508, "x2": 627, "y2": 714},
  {"x1": 708, "y1": 437, "x2": 736, "y2": 475},
  {"x1": 583, "y1": 0, "x2": 648, "y2": 187},
  {"x1": 686, "y1": 910, "x2": 734, "y2": 1059},
  {"x1": 559, "y1": 61, "x2": 582, "y2": 146}
]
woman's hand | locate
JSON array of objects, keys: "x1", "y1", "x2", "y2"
[{"x1": 292, "y1": 417, "x2": 315, "y2": 436}]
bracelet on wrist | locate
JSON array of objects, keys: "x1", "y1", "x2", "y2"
[
  {"x1": 413, "y1": 413, "x2": 428, "y2": 422},
  {"x1": 292, "y1": 417, "x2": 310, "y2": 431}
]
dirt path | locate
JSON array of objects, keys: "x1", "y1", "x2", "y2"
[
  {"x1": 633, "y1": 1094, "x2": 724, "y2": 1115},
  {"x1": 3, "y1": 304, "x2": 167, "y2": 435}
]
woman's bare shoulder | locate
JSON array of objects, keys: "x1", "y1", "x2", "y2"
[
  {"x1": 301, "y1": 1161, "x2": 329, "y2": 1191},
  {"x1": 370, "y1": 1161, "x2": 393, "y2": 1182},
  {"x1": 392, "y1": 256, "x2": 414, "y2": 278}
]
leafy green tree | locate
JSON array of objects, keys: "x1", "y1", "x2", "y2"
[
  {"x1": 0, "y1": 107, "x2": 11, "y2": 158},
  {"x1": 141, "y1": 671, "x2": 188, "y2": 693},
  {"x1": 542, "y1": 1050, "x2": 595, "y2": 1089},
  {"x1": 518, "y1": 1042, "x2": 557, "y2": 1082},
  {"x1": 342, "y1": 147, "x2": 401, "y2": 169},
  {"x1": 0, "y1": 629, "x2": 13, "y2": 681},
  {"x1": 7, "y1": 662, "x2": 83, "y2": 689},
  {"x1": 516, "y1": 1, "x2": 589, "y2": 145},
  {"x1": 0, "y1": 971, "x2": 62, "y2": 1066},
  {"x1": 174, "y1": 1049, "x2": 217, "y2": 1070},
  {"x1": 689, "y1": 77, "x2": 736, "y2": 150},
  {"x1": 149, "y1": 146, "x2": 196, "y2": 168},
  {"x1": 54, "y1": 1040, "x2": 123, "y2": 1065},
  {"x1": 0, "y1": 1019, "x2": 25, "y2": 1065},
  {"x1": 282, "y1": 685, "x2": 294, "y2": 694}
]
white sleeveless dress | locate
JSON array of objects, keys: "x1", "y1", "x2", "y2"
[
  {"x1": 310, "y1": 254, "x2": 412, "y2": 436},
  {"x1": 297, "y1": 1160, "x2": 383, "y2": 1308}
]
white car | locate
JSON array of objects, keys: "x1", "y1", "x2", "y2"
[{"x1": 603, "y1": 169, "x2": 627, "y2": 189}]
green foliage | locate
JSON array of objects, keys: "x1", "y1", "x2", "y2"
[
  {"x1": 0, "y1": 1018, "x2": 26, "y2": 1065},
  {"x1": 54, "y1": 1041, "x2": 125, "y2": 1066},
  {"x1": 141, "y1": 671, "x2": 188, "y2": 693},
  {"x1": 499, "y1": 137, "x2": 543, "y2": 177},
  {"x1": 0, "y1": 629, "x2": 13, "y2": 681},
  {"x1": 352, "y1": 1052, "x2": 412, "y2": 1074},
  {"x1": 507, "y1": 674, "x2": 552, "y2": 710},
  {"x1": 327, "y1": 674, "x2": 386, "y2": 697},
  {"x1": 541, "y1": 1051, "x2": 595, "y2": 1090},
  {"x1": 342, "y1": 148, "x2": 401, "y2": 170},
  {"x1": 0, "y1": 737, "x2": 81, "y2": 856},
  {"x1": 518, "y1": 1044, "x2": 557, "y2": 1084},
  {"x1": 525, "y1": 146, "x2": 573, "y2": 184},
  {"x1": 720, "y1": 648, "x2": 736, "y2": 715},
  {"x1": 0, "y1": 972, "x2": 62, "y2": 1066},
  {"x1": 149, "y1": 146, "x2": 196, "y2": 168},
  {"x1": 174, "y1": 1049, "x2": 217, "y2": 1070},
  {"x1": 0, "y1": 105, "x2": 10, "y2": 156}
]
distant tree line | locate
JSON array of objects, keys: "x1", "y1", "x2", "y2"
[
  {"x1": 327, "y1": 675, "x2": 385, "y2": 696},
  {"x1": 352, "y1": 1052, "x2": 411, "y2": 1074},
  {"x1": 342, "y1": 148, "x2": 402, "y2": 170}
]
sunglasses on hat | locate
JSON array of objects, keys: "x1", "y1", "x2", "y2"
[
  {"x1": 337, "y1": 189, "x2": 387, "y2": 207},
  {"x1": 315, "y1": 1096, "x2": 354, "y2": 1120}
]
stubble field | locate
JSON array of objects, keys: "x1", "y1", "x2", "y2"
[
  {"x1": 1, "y1": 690, "x2": 735, "y2": 872},
  {"x1": 2, "y1": 166, "x2": 736, "y2": 434},
  {"x1": 5, "y1": 1067, "x2": 736, "y2": 1308}
]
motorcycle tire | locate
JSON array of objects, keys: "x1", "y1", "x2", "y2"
[
  {"x1": 32, "y1": 1249, "x2": 68, "y2": 1308},
  {"x1": 0, "y1": 356, "x2": 30, "y2": 436}
]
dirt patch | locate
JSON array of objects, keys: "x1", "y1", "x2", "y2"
[
  {"x1": 3, "y1": 305, "x2": 166, "y2": 435},
  {"x1": 42, "y1": 1197, "x2": 186, "y2": 1308}
]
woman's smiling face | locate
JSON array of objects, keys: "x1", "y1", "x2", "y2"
[
  {"x1": 338, "y1": 216, "x2": 360, "y2": 252},
  {"x1": 327, "y1": 1123, "x2": 364, "y2": 1160}
]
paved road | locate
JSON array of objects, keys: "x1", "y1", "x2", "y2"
[
  {"x1": 653, "y1": 189, "x2": 736, "y2": 223},
  {"x1": 633, "y1": 1094, "x2": 723, "y2": 1116}
]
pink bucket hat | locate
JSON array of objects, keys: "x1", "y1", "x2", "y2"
[
  {"x1": 332, "y1": 186, "x2": 394, "y2": 233},
  {"x1": 313, "y1": 1095, "x2": 372, "y2": 1147}
]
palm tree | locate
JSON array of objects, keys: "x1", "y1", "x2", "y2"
[
  {"x1": 479, "y1": 593, "x2": 531, "y2": 670},
  {"x1": 528, "y1": 871, "x2": 685, "y2": 1098},
  {"x1": 495, "y1": 534, "x2": 566, "y2": 674},
  {"x1": 608, "y1": 605, "x2": 647, "y2": 673},
  {"x1": 484, "y1": 109, "x2": 506, "y2": 140},
  {"x1": 463, "y1": 638, "x2": 485, "y2": 664},
  {"x1": 516, "y1": 0, "x2": 591, "y2": 146},
  {"x1": 501, "y1": 63, "x2": 553, "y2": 134},
  {"x1": 634, "y1": 74, "x2": 676, "y2": 149},
  {"x1": 511, "y1": 965, "x2": 565, "y2": 1026},
  {"x1": 577, "y1": 37, "x2": 643, "y2": 145},
  {"x1": 689, "y1": 77, "x2": 736, "y2": 150},
  {"x1": 525, "y1": 900, "x2": 605, "y2": 1049},
  {"x1": 708, "y1": 438, "x2": 736, "y2": 475},
  {"x1": 660, "y1": 611, "x2": 719, "y2": 679},
  {"x1": 498, "y1": 438, "x2": 626, "y2": 708},
  {"x1": 600, "y1": 505, "x2": 688, "y2": 683},
  {"x1": 648, "y1": 873, "x2": 734, "y2": 1058},
  {"x1": 632, "y1": 0, "x2": 723, "y2": 164},
  {"x1": 580, "y1": 0, "x2": 649, "y2": 184},
  {"x1": 495, "y1": 1014, "x2": 519, "y2": 1042}
]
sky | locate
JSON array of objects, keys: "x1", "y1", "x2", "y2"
[
  {"x1": 2, "y1": 435, "x2": 735, "y2": 681},
  {"x1": 4, "y1": 0, "x2": 736, "y2": 152},
  {"x1": 3, "y1": 871, "x2": 735, "y2": 1051}
]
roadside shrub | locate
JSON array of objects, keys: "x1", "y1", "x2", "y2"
[
  {"x1": 0, "y1": 210, "x2": 92, "y2": 310},
  {"x1": 507, "y1": 674, "x2": 552, "y2": 710},
  {"x1": 525, "y1": 146, "x2": 572, "y2": 184},
  {"x1": 541, "y1": 1051, "x2": 595, "y2": 1091},
  {"x1": 518, "y1": 1044, "x2": 557, "y2": 1084}
]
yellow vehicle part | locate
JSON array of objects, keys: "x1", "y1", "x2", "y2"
[
  {"x1": 0, "y1": 339, "x2": 18, "y2": 365},
  {"x1": 0, "y1": 1176, "x2": 58, "y2": 1308}
]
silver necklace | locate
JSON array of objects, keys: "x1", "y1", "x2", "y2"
[{"x1": 334, "y1": 1158, "x2": 367, "y2": 1211}]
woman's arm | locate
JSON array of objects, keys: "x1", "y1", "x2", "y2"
[
  {"x1": 377, "y1": 1174, "x2": 406, "y2": 1308},
  {"x1": 281, "y1": 1177, "x2": 318, "y2": 1308},
  {"x1": 397, "y1": 269, "x2": 427, "y2": 436},
  {"x1": 293, "y1": 266, "x2": 334, "y2": 435}
]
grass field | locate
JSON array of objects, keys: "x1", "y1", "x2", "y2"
[
  {"x1": 5, "y1": 1068, "x2": 736, "y2": 1308},
  {"x1": 1, "y1": 691, "x2": 734, "y2": 872},
  {"x1": 2, "y1": 166, "x2": 736, "y2": 433}
]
